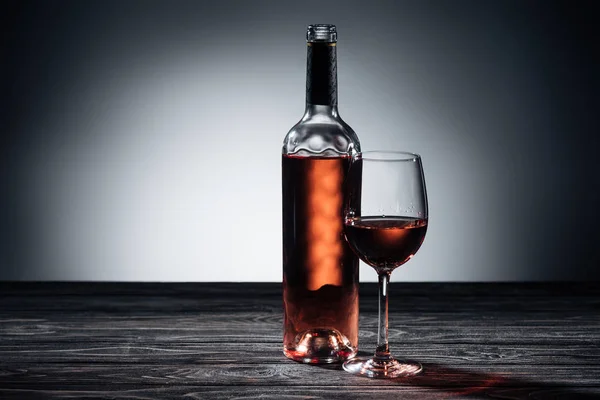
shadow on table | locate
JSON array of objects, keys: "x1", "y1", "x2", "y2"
[
  {"x1": 317, "y1": 352, "x2": 600, "y2": 399},
  {"x1": 407, "y1": 362, "x2": 599, "y2": 399}
]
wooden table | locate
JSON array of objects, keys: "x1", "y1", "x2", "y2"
[{"x1": 0, "y1": 282, "x2": 599, "y2": 399}]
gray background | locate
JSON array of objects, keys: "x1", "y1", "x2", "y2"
[{"x1": 2, "y1": 0, "x2": 599, "y2": 281}]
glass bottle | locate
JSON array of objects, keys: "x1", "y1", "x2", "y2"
[{"x1": 282, "y1": 24, "x2": 361, "y2": 364}]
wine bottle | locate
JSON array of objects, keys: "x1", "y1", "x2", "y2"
[{"x1": 282, "y1": 24, "x2": 361, "y2": 364}]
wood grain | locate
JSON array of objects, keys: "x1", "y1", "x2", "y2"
[{"x1": 0, "y1": 282, "x2": 599, "y2": 399}]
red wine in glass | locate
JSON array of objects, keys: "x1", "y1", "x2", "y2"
[{"x1": 345, "y1": 216, "x2": 427, "y2": 273}]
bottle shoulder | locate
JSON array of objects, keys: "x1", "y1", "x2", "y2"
[{"x1": 282, "y1": 110, "x2": 361, "y2": 156}]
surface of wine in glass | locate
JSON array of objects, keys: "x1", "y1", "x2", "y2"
[
  {"x1": 344, "y1": 216, "x2": 427, "y2": 273},
  {"x1": 342, "y1": 151, "x2": 428, "y2": 379}
]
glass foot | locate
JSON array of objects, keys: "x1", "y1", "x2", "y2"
[{"x1": 343, "y1": 357, "x2": 422, "y2": 378}]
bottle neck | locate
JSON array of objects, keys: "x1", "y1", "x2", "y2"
[{"x1": 305, "y1": 42, "x2": 338, "y2": 107}]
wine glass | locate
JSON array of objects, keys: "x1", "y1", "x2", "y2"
[{"x1": 342, "y1": 150, "x2": 428, "y2": 378}]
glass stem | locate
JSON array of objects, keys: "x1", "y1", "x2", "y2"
[{"x1": 375, "y1": 272, "x2": 391, "y2": 360}]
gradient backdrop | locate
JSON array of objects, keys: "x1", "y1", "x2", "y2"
[{"x1": 2, "y1": 0, "x2": 599, "y2": 281}]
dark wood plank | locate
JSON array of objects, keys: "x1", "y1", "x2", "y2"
[
  {"x1": 1, "y1": 386, "x2": 598, "y2": 400},
  {"x1": 1, "y1": 342, "x2": 599, "y2": 365},
  {"x1": 2, "y1": 362, "x2": 600, "y2": 387},
  {"x1": 1, "y1": 313, "x2": 598, "y2": 345},
  {"x1": 1, "y1": 366, "x2": 599, "y2": 399}
]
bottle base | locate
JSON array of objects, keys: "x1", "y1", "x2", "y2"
[{"x1": 283, "y1": 328, "x2": 357, "y2": 364}]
